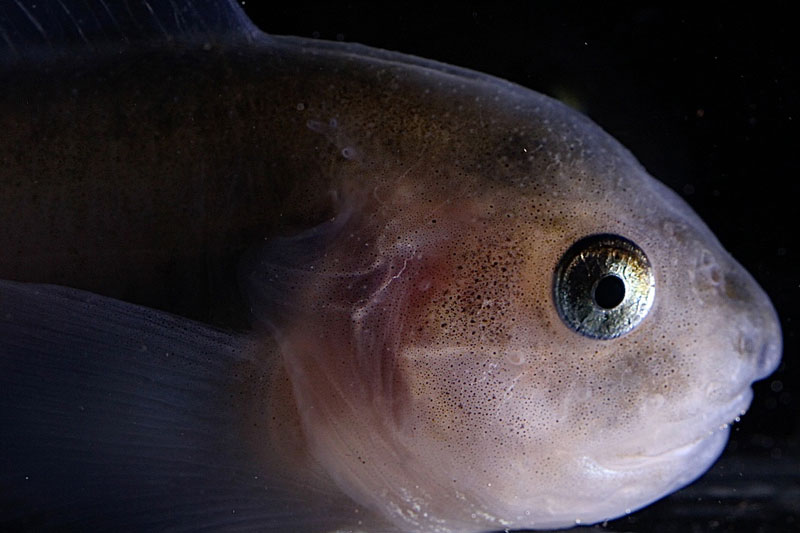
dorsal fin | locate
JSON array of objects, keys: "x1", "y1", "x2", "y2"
[{"x1": 0, "y1": 0, "x2": 262, "y2": 61}]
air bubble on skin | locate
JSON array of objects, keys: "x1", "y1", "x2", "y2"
[
  {"x1": 306, "y1": 119, "x2": 325, "y2": 133},
  {"x1": 504, "y1": 350, "x2": 526, "y2": 365},
  {"x1": 306, "y1": 116, "x2": 361, "y2": 160},
  {"x1": 306, "y1": 117, "x2": 341, "y2": 136}
]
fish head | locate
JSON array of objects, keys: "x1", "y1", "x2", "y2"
[{"x1": 248, "y1": 53, "x2": 782, "y2": 531}]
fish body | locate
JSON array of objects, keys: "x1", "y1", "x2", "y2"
[{"x1": 0, "y1": 1, "x2": 782, "y2": 531}]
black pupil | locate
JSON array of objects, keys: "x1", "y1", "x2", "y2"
[{"x1": 593, "y1": 274, "x2": 625, "y2": 309}]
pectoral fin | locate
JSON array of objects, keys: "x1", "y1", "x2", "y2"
[{"x1": 0, "y1": 280, "x2": 371, "y2": 531}]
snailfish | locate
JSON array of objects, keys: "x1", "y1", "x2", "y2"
[{"x1": 0, "y1": 1, "x2": 781, "y2": 531}]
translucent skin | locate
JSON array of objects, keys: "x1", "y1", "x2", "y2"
[
  {"x1": 0, "y1": 18, "x2": 781, "y2": 531},
  {"x1": 248, "y1": 37, "x2": 782, "y2": 532}
]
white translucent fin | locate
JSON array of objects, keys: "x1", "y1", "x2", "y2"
[
  {"x1": 0, "y1": 280, "x2": 379, "y2": 531},
  {"x1": 0, "y1": 0, "x2": 263, "y2": 63}
]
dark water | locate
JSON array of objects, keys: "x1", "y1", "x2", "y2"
[{"x1": 243, "y1": 4, "x2": 798, "y2": 532}]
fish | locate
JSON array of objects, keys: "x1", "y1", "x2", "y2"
[{"x1": 0, "y1": 1, "x2": 782, "y2": 531}]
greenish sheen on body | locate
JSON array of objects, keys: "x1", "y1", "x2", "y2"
[{"x1": 0, "y1": 1, "x2": 781, "y2": 532}]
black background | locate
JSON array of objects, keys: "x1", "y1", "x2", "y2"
[{"x1": 241, "y1": 4, "x2": 798, "y2": 532}]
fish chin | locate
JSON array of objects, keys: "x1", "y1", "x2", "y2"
[
  {"x1": 451, "y1": 415, "x2": 733, "y2": 530},
  {"x1": 621, "y1": 385, "x2": 753, "y2": 459},
  {"x1": 542, "y1": 387, "x2": 753, "y2": 526},
  {"x1": 558, "y1": 426, "x2": 731, "y2": 527}
]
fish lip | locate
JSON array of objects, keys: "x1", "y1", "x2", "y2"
[
  {"x1": 753, "y1": 336, "x2": 782, "y2": 380},
  {"x1": 707, "y1": 382, "x2": 753, "y2": 425},
  {"x1": 722, "y1": 386, "x2": 754, "y2": 423},
  {"x1": 656, "y1": 386, "x2": 753, "y2": 460},
  {"x1": 593, "y1": 423, "x2": 729, "y2": 481},
  {"x1": 668, "y1": 386, "x2": 753, "y2": 454},
  {"x1": 599, "y1": 386, "x2": 753, "y2": 472}
]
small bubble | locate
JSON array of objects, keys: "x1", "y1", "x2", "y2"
[
  {"x1": 780, "y1": 391, "x2": 792, "y2": 405},
  {"x1": 504, "y1": 350, "x2": 526, "y2": 365},
  {"x1": 296, "y1": 102, "x2": 305, "y2": 111},
  {"x1": 306, "y1": 119, "x2": 324, "y2": 133}
]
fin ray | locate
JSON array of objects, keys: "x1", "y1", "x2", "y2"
[
  {"x1": 0, "y1": 0, "x2": 262, "y2": 62},
  {"x1": 0, "y1": 280, "x2": 366, "y2": 531}
]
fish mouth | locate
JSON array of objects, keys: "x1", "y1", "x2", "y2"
[
  {"x1": 592, "y1": 386, "x2": 754, "y2": 478},
  {"x1": 573, "y1": 425, "x2": 732, "y2": 525},
  {"x1": 659, "y1": 386, "x2": 754, "y2": 460},
  {"x1": 717, "y1": 386, "x2": 755, "y2": 427},
  {"x1": 616, "y1": 386, "x2": 753, "y2": 470},
  {"x1": 556, "y1": 410, "x2": 738, "y2": 528}
]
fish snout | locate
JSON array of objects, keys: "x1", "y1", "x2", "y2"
[
  {"x1": 722, "y1": 265, "x2": 782, "y2": 381},
  {"x1": 689, "y1": 245, "x2": 782, "y2": 382},
  {"x1": 734, "y1": 306, "x2": 782, "y2": 381}
]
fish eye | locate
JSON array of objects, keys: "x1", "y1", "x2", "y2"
[{"x1": 553, "y1": 234, "x2": 655, "y2": 339}]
